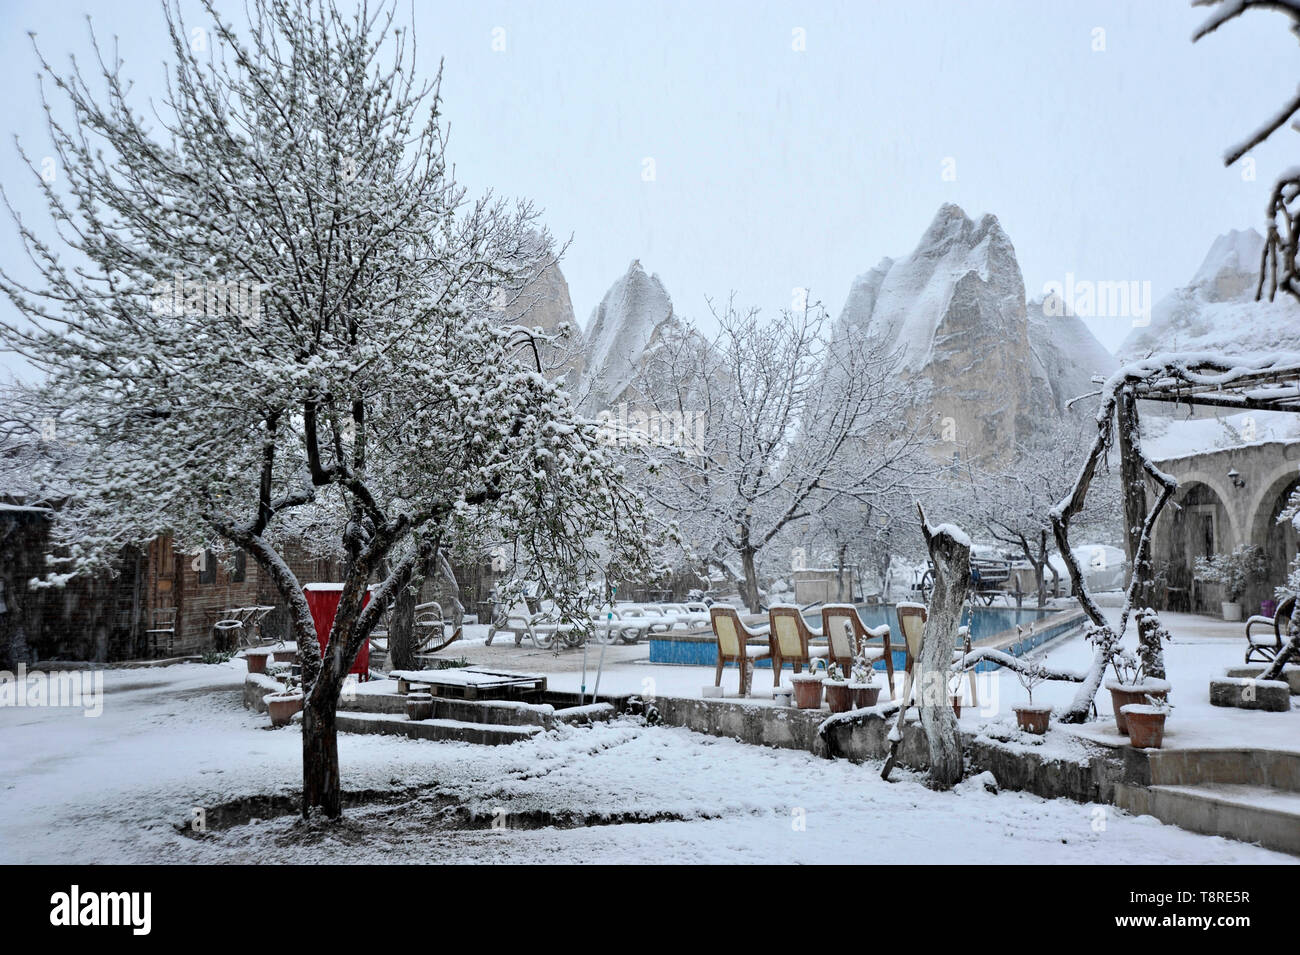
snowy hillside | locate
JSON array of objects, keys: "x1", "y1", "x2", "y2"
[
  {"x1": 1120, "y1": 229, "x2": 1300, "y2": 359},
  {"x1": 580, "y1": 260, "x2": 680, "y2": 410}
]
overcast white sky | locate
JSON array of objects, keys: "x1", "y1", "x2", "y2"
[{"x1": 1, "y1": 0, "x2": 1296, "y2": 382}]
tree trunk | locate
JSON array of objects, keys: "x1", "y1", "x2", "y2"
[
  {"x1": 1063, "y1": 647, "x2": 1110, "y2": 723},
  {"x1": 299, "y1": 554, "x2": 381, "y2": 817},
  {"x1": 387, "y1": 579, "x2": 417, "y2": 671},
  {"x1": 1117, "y1": 389, "x2": 1151, "y2": 604},
  {"x1": 302, "y1": 679, "x2": 341, "y2": 817},
  {"x1": 741, "y1": 547, "x2": 761, "y2": 613},
  {"x1": 916, "y1": 505, "x2": 969, "y2": 790},
  {"x1": 1036, "y1": 529, "x2": 1049, "y2": 609}
]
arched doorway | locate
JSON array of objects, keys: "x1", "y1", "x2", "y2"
[{"x1": 1161, "y1": 481, "x2": 1231, "y2": 612}]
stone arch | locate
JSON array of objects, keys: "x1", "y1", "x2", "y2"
[
  {"x1": 1247, "y1": 461, "x2": 1300, "y2": 608},
  {"x1": 1163, "y1": 466, "x2": 1242, "y2": 547}
]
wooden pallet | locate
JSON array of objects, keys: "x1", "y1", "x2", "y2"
[{"x1": 391, "y1": 666, "x2": 547, "y2": 701}]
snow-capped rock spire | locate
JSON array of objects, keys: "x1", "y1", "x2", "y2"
[
  {"x1": 835, "y1": 203, "x2": 1109, "y2": 460},
  {"x1": 580, "y1": 260, "x2": 678, "y2": 410}
]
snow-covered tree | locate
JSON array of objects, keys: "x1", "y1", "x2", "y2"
[
  {"x1": 958, "y1": 417, "x2": 1122, "y2": 607},
  {"x1": 628, "y1": 294, "x2": 934, "y2": 612},
  {"x1": 0, "y1": 0, "x2": 654, "y2": 816}
]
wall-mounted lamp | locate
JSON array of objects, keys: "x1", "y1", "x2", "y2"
[{"x1": 1228, "y1": 468, "x2": 1246, "y2": 490}]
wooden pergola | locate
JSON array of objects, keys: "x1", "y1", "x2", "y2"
[
  {"x1": 1110, "y1": 356, "x2": 1300, "y2": 587},
  {"x1": 1047, "y1": 354, "x2": 1300, "y2": 722},
  {"x1": 1125, "y1": 358, "x2": 1300, "y2": 414}
]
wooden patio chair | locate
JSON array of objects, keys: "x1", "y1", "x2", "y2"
[
  {"x1": 895, "y1": 602, "x2": 927, "y2": 706},
  {"x1": 821, "y1": 603, "x2": 898, "y2": 699},
  {"x1": 1245, "y1": 595, "x2": 1297, "y2": 664},
  {"x1": 896, "y1": 602, "x2": 978, "y2": 709},
  {"x1": 767, "y1": 605, "x2": 830, "y2": 686},
  {"x1": 709, "y1": 605, "x2": 772, "y2": 697}
]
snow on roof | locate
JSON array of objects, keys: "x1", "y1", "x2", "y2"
[
  {"x1": 1121, "y1": 229, "x2": 1300, "y2": 360},
  {"x1": 1144, "y1": 409, "x2": 1300, "y2": 462}
]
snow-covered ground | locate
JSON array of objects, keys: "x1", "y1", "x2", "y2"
[{"x1": 1, "y1": 609, "x2": 1294, "y2": 864}]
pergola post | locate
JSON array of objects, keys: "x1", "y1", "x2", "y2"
[{"x1": 1117, "y1": 387, "x2": 1152, "y2": 606}]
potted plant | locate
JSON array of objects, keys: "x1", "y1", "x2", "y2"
[
  {"x1": 1101, "y1": 644, "x2": 1170, "y2": 735},
  {"x1": 1194, "y1": 545, "x2": 1266, "y2": 622},
  {"x1": 244, "y1": 648, "x2": 270, "y2": 675},
  {"x1": 266, "y1": 689, "x2": 303, "y2": 727},
  {"x1": 790, "y1": 665, "x2": 825, "y2": 709},
  {"x1": 1121, "y1": 696, "x2": 1171, "y2": 749},
  {"x1": 847, "y1": 656, "x2": 880, "y2": 709},
  {"x1": 823, "y1": 662, "x2": 852, "y2": 713},
  {"x1": 1012, "y1": 655, "x2": 1051, "y2": 735}
]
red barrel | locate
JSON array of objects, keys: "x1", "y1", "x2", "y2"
[{"x1": 303, "y1": 583, "x2": 370, "y2": 679}]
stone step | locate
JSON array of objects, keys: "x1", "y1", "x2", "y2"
[
  {"x1": 1147, "y1": 747, "x2": 1300, "y2": 793},
  {"x1": 336, "y1": 711, "x2": 542, "y2": 746},
  {"x1": 1118, "y1": 781, "x2": 1300, "y2": 856}
]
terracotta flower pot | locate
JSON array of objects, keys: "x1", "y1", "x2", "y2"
[
  {"x1": 1120, "y1": 704, "x2": 1167, "y2": 748},
  {"x1": 791, "y1": 675, "x2": 824, "y2": 710},
  {"x1": 849, "y1": 684, "x2": 881, "y2": 709},
  {"x1": 272, "y1": 648, "x2": 297, "y2": 664},
  {"x1": 266, "y1": 692, "x2": 303, "y2": 727},
  {"x1": 1106, "y1": 679, "x2": 1170, "y2": 734},
  {"x1": 245, "y1": 651, "x2": 269, "y2": 675},
  {"x1": 824, "y1": 680, "x2": 852, "y2": 713},
  {"x1": 1013, "y1": 703, "x2": 1051, "y2": 735}
]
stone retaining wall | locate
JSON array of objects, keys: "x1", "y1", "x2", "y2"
[{"x1": 654, "y1": 694, "x2": 1135, "y2": 804}]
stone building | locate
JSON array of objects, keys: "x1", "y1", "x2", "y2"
[{"x1": 1148, "y1": 438, "x2": 1300, "y2": 616}]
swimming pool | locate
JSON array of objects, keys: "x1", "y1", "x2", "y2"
[
  {"x1": 646, "y1": 602, "x2": 1081, "y2": 670},
  {"x1": 854, "y1": 604, "x2": 1053, "y2": 643}
]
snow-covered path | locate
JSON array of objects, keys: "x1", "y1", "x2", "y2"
[{"x1": 0, "y1": 660, "x2": 1292, "y2": 864}]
